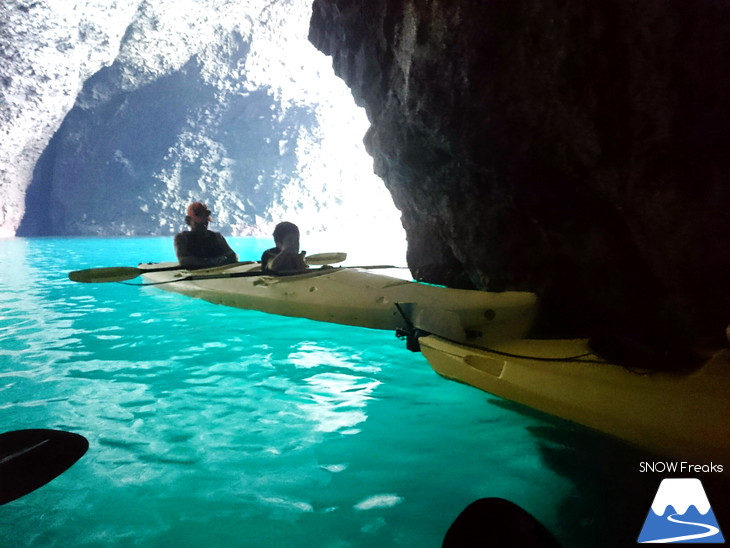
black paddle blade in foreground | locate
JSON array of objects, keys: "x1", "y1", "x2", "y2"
[
  {"x1": 443, "y1": 497, "x2": 561, "y2": 548},
  {"x1": 0, "y1": 429, "x2": 89, "y2": 505}
]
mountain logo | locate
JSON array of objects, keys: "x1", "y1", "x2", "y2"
[{"x1": 638, "y1": 478, "x2": 725, "y2": 543}]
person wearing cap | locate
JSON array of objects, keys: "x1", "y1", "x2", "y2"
[
  {"x1": 261, "y1": 221, "x2": 307, "y2": 273},
  {"x1": 174, "y1": 202, "x2": 238, "y2": 269}
]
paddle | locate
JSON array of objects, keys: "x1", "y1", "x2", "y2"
[
  {"x1": 305, "y1": 252, "x2": 347, "y2": 266},
  {"x1": 69, "y1": 264, "x2": 184, "y2": 283},
  {"x1": 443, "y1": 497, "x2": 560, "y2": 548},
  {"x1": 0, "y1": 429, "x2": 89, "y2": 505},
  {"x1": 126, "y1": 263, "x2": 405, "y2": 286},
  {"x1": 169, "y1": 264, "x2": 402, "y2": 282},
  {"x1": 72, "y1": 263, "x2": 404, "y2": 286},
  {"x1": 69, "y1": 252, "x2": 348, "y2": 284}
]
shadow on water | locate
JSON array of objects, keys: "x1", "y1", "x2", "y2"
[
  {"x1": 3, "y1": 237, "x2": 727, "y2": 546},
  {"x1": 488, "y1": 398, "x2": 730, "y2": 547}
]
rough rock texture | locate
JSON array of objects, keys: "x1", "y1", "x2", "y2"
[
  {"x1": 0, "y1": 0, "x2": 141, "y2": 237},
  {"x1": 310, "y1": 0, "x2": 730, "y2": 364},
  {"x1": 2, "y1": 0, "x2": 403, "y2": 245}
]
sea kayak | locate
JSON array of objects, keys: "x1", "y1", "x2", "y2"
[
  {"x1": 139, "y1": 262, "x2": 537, "y2": 347},
  {"x1": 419, "y1": 335, "x2": 730, "y2": 462}
]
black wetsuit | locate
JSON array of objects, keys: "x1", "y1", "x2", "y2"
[
  {"x1": 174, "y1": 229, "x2": 237, "y2": 268},
  {"x1": 177, "y1": 230, "x2": 229, "y2": 258}
]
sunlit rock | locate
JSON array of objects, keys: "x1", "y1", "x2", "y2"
[
  {"x1": 2, "y1": 0, "x2": 404, "y2": 257},
  {"x1": 1, "y1": 0, "x2": 141, "y2": 237}
]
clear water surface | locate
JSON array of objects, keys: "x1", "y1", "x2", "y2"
[{"x1": 1, "y1": 237, "x2": 653, "y2": 547}]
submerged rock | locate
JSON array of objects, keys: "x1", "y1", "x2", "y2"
[{"x1": 309, "y1": 0, "x2": 730, "y2": 363}]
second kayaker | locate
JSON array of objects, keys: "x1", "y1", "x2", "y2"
[
  {"x1": 261, "y1": 222, "x2": 307, "y2": 273},
  {"x1": 174, "y1": 202, "x2": 238, "y2": 269}
]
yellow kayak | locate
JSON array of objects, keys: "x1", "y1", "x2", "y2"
[
  {"x1": 140, "y1": 262, "x2": 537, "y2": 347},
  {"x1": 419, "y1": 334, "x2": 730, "y2": 462}
]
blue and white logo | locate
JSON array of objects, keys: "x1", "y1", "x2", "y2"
[{"x1": 638, "y1": 478, "x2": 725, "y2": 543}]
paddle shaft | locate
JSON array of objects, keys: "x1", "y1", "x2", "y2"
[
  {"x1": 131, "y1": 264, "x2": 404, "y2": 286},
  {"x1": 186, "y1": 264, "x2": 400, "y2": 280},
  {"x1": 69, "y1": 253, "x2": 348, "y2": 284},
  {"x1": 68, "y1": 262, "x2": 253, "y2": 283}
]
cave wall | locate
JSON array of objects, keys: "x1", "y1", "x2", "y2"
[
  {"x1": 19, "y1": 31, "x2": 316, "y2": 236},
  {"x1": 0, "y1": 0, "x2": 141, "y2": 237},
  {"x1": 2, "y1": 0, "x2": 403, "y2": 244},
  {"x1": 309, "y1": 0, "x2": 730, "y2": 360}
]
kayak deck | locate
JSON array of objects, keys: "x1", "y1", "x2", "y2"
[
  {"x1": 139, "y1": 262, "x2": 538, "y2": 347},
  {"x1": 419, "y1": 334, "x2": 730, "y2": 462}
]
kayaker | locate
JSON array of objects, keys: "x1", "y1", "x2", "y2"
[
  {"x1": 174, "y1": 202, "x2": 238, "y2": 269},
  {"x1": 261, "y1": 222, "x2": 307, "y2": 273}
]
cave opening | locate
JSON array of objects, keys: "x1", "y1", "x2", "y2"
[{"x1": 12, "y1": 1, "x2": 406, "y2": 264}]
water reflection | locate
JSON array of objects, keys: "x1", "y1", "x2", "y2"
[
  {"x1": 487, "y1": 397, "x2": 730, "y2": 547},
  {"x1": 2, "y1": 237, "x2": 613, "y2": 547}
]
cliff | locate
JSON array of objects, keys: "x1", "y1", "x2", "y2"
[
  {"x1": 1, "y1": 0, "x2": 140, "y2": 237},
  {"x1": 3, "y1": 0, "x2": 727, "y2": 364},
  {"x1": 309, "y1": 0, "x2": 730, "y2": 365},
  {"x1": 1, "y1": 0, "x2": 402, "y2": 244}
]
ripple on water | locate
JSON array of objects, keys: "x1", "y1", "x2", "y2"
[
  {"x1": 258, "y1": 496, "x2": 314, "y2": 513},
  {"x1": 1, "y1": 238, "x2": 595, "y2": 548},
  {"x1": 354, "y1": 494, "x2": 405, "y2": 511},
  {"x1": 98, "y1": 436, "x2": 152, "y2": 451}
]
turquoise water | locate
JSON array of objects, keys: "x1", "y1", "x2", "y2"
[{"x1": 1, "y1": 237, "x2": 655, "y2": 547}]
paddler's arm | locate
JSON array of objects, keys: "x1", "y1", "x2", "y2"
[
  {"x1": 266, "y1": 231, "x2": 307, "y2": 272},
  {"x1": 214, "y1": 233, "x2": 239, "y2": 264},
  {"x1": 266, "y1": 248, "x2": 307, "y2": 272}
]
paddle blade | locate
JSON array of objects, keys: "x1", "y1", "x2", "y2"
[
  {"x1": 0, "y1": 429, "x2": 89, "y2": 505},
  {"x1": 443, "y1": 498, "x2": 560, "y2": 548},
  {"x1": 69, "y1": 266, "x2": 142, "y2": 283},
  {"x1": 306, "y1": 252, "x2": 347, "y2": 266}
]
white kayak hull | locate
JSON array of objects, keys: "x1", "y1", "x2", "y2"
[{"x1": 140, "y1": 262, "x2": 538, "y2": 347}]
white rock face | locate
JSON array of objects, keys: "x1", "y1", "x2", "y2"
[
  {"x1": 1, "y1": 0, "x2": 405, "y2": 258},
  {"x1": 1, "y1": 0, "x2": 142, "y2": 237}
]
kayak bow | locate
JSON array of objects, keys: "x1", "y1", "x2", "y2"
[
  {"x1": 419, "y1": 334, "x2": 730, "y2": 461},
  {"x1": 139, "y1": 262, "x2": 538, "y2": 347}
]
